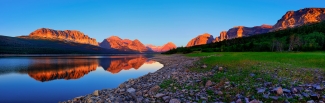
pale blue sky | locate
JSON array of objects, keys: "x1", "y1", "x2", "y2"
[{"x1": 0, "y1": 0, "x2": 324, "y2": 46}]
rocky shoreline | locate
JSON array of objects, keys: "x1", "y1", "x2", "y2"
[
  {"x1": 61, "y1": 54, "x2": 325, "y2": 103},
  {"x1": 61, "y1": 54, "x2": 200, "y2": 103}
]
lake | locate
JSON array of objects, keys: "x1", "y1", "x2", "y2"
[{"x1": 0, "y1": 55, "x2": 163, "y2": 103}]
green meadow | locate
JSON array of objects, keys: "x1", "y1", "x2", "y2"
[
  {"x1": 187, "y1": 52, "x2": 325, "y2": 70},
  {"x1": 184, "y1": 52, "x2": 325, "y2": 102}
]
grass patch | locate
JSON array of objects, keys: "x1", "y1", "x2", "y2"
[
  {"x1": 160, "y1": 79, "x2": 173, "y2": 89},
  {"x1": 186, "y1": 52, "x2": 325, "y2": 69},
  {"x1": 185, "y1": 52, "x2": 325, "y2": 102}
]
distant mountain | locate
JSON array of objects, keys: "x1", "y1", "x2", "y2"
[
  {"x1": 99, "y1": 36, "x2": 148, "y2": 53},
  {"x1": 29, "y1": 28, "x2": 98, "y2": 46},
  {"x1": 226, "y1": 25, "x2": 273, "y2": 39},
  {"x1": 186, "y1": 33, "x2": 214, "y2": 47},
  {"x1": 186, "y1": 8, "x2": 325, "y2": 47},
  {"x1": 187, "y1": 25, "x2": 273, "y2": 47},
  {"x1": 1, "y1": 28, "x2": 174, "y2": 54},
  {"x1": 146, "y1": 44, "x2": 162, "y2": 52},
  {"x1": 273, "y1": 8, "x2": 325, "y2": 30},
  {"x1": 146, "y1": 42, "x2": 177, "y2": 52},
  {"x1": 0, "y1": 35, "x2": 118, "y2": 54},
  {"x1": 216, "y1": 31, "x2": 227, "y2": 42},
  {"x1": 163, "y1": 18, "x2": 325, "y2": 54},
  {"x1": 161, "y1": 42, "x2": 177, "y2": 52}
]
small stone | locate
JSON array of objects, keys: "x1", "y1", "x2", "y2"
[
  {"x1": 196, "y1": 80, "x2": 201, "y2": 83},
  {"x1": 144, "y1": 94, "x2": 148, "y2": 97},
  {"x1": 213, "y1": 66, "x2": 219, "y2": 70},
  {"x1": 296, "y1": 87, "x2": 304, "y2": 91},
  {"x1": 218, "y1": 67, "x2": 223, "y2": 71},
  {"x1": 148, "y1": 85, "x2": 160, "y2": 95},
  {"x1": 292, "y1": 88, "x2": 298, "y2": 93},
  {"x1": 245, "y1": 98, "x2": 249, "y2": 103},
  {"x1": 119, "y1": 83, "x2": 125, "y2": 88},
  {"x1": 154, "y1": 93, "x2": 165, "y2": 98},
  {"x1": 264, "y1": 82, "x2": 272, "y2": 87},
  {"x1": 205, "y1": 80, "x2": 212, "y2": 87},
  {"x1": 127, "y1": 88, "x2": 136, "y2": 93},
  {"x1": 143, "y1": 90, "x2": 148, "y2": 93},
  {"x1": 169, "y1": 99, "x2": 181, "y2": 103},
  {"x1": 263, "y1": 94, "x2": 269, "y2": 99},
  {"x1": 119, "y1": 88, "x2": 125, "y2": 92},
  {"x1": 201, "y1": 64, "x2": 207, "y2": 68},
  {"x1": 305, "y1": 89, "x2": 312, "y2": 92},
  {"x1": 269, "y1": 96, "x2": 279, "y2": 100},
  {"x1": 302, "y1": 92, "x2": 310, "y2": 97},
  {"x1": 172, "y1": 72, "x2": 177, "y2": 75},
  {"x1": 145, "y1": 98, "x2": 151, "y2": 102},
  {"x1": 282, "y1": 88, "x2": 291, "y2": 93},
  {"x1": 276, "y1": 87, "x2": 283, "y2": 95},
  {"x1": 316, "y1": 85, "x2": 324, "y2": 90},
  {"x1": 256, "y1": 78, "x2": 262, "y2": 81},
  {"x1": 137, "y1": 97, "x2": 143, "y2": 103},
  {"x1": 162, "y1": 96, "x2": 170, "y2": 101},
  {"x1": 225, "y1": 82, "x2": 230, "y2": 85},
  {"x1": 217, "y1": 91, "x2": 223, "y2": 95},
  {"x1": 200, "y1": 96, "x2": 207, "y2": 100},
  {"x1": 93, "y1": 90, "x2": 99, "y2": 96},
  {"x1": 136, "y1": 91, "x2": 142, "y2": 96},
  {"x1": 307, "y1": 100, "x2": 315, "y2": 103},
  {"x1": 310, "y1": 93, "x2": 320, "y2": 100},
  {"x1": 249, "y1": 100, "x2": 259, "y2": 103},
  {"x1": 73, "y1": 96, "x2": 83, "y2": 101},
  {"x1": 87, "y1": 98, "x2": 94, "y2": 103},
  {"x1": 236, "y1": 99, "x2": 242, "y2": 103},
  {"x1": 257, "y1": 88, "x2": 265, "y2": 94},
  {"x1": 249, "y1": 73, "x2": 255, "y2": 77}
]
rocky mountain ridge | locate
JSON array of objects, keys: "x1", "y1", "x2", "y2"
[
  {"x1": 186, "y1": 33, "x2": 214, "y2": 47},
  {"x1": 99, "y1": 36, "x2": 148, "y2": 53},
  {"x1": 25, "y1": 28, "x2": 177, "y2": 53},
  {"x1": 273, "y1": 8, "x2": 325, "y2": 30},
  {"x1": 186, "y1": 8, "x2": 325, "y2": 47},
  {"x1": 146, "y1": 42, "x2": 177, "y2": 52},
  {"x1": 29, "y1": 28, "x2": 98, "y2": 46}
]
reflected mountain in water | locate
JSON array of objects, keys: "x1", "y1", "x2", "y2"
[
  {"x1": 21, "y1": 58, "x2": 99, "y2": 82},
  {"x1": 0, "y1": 55, "x2": 156, "y2": 82},
  {"x1": 99, "y1": 56, "x2": 148, "y2": 74}
]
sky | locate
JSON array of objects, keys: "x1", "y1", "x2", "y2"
[{"x1": 1, "y1": 0, "x2": 325, "y2": 47}]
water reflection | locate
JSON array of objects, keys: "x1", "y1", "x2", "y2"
[
  {"x1": 100, "y1": 56, "x2": 147, "y2": 74},
  {"x1": 0, "y1": 55, "x2": 162, "y2": 103},
  {"x1": 22, "y1": 58, "x2": 99, "y2": 82},
  {"x1": 0, "y1": 55, "x2": 156, "y2": 82}
]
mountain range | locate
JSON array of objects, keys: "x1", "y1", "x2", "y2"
[
  {"x1": 1, "y1": 8, "x2": 324, "y2": 54},
  {"x1": 27, "y1": 28, "x2": 177, "y2": 53},
  {"x1": 0, "y1": 28, "x2": 176, "y2": 54},
  {"x1": 186, "y1": 8, "x2": 325, "y2": 47}
]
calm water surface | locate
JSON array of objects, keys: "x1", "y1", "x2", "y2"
[{"x1": 0, "y1": 55, "x2": 163, "y2": 103}]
